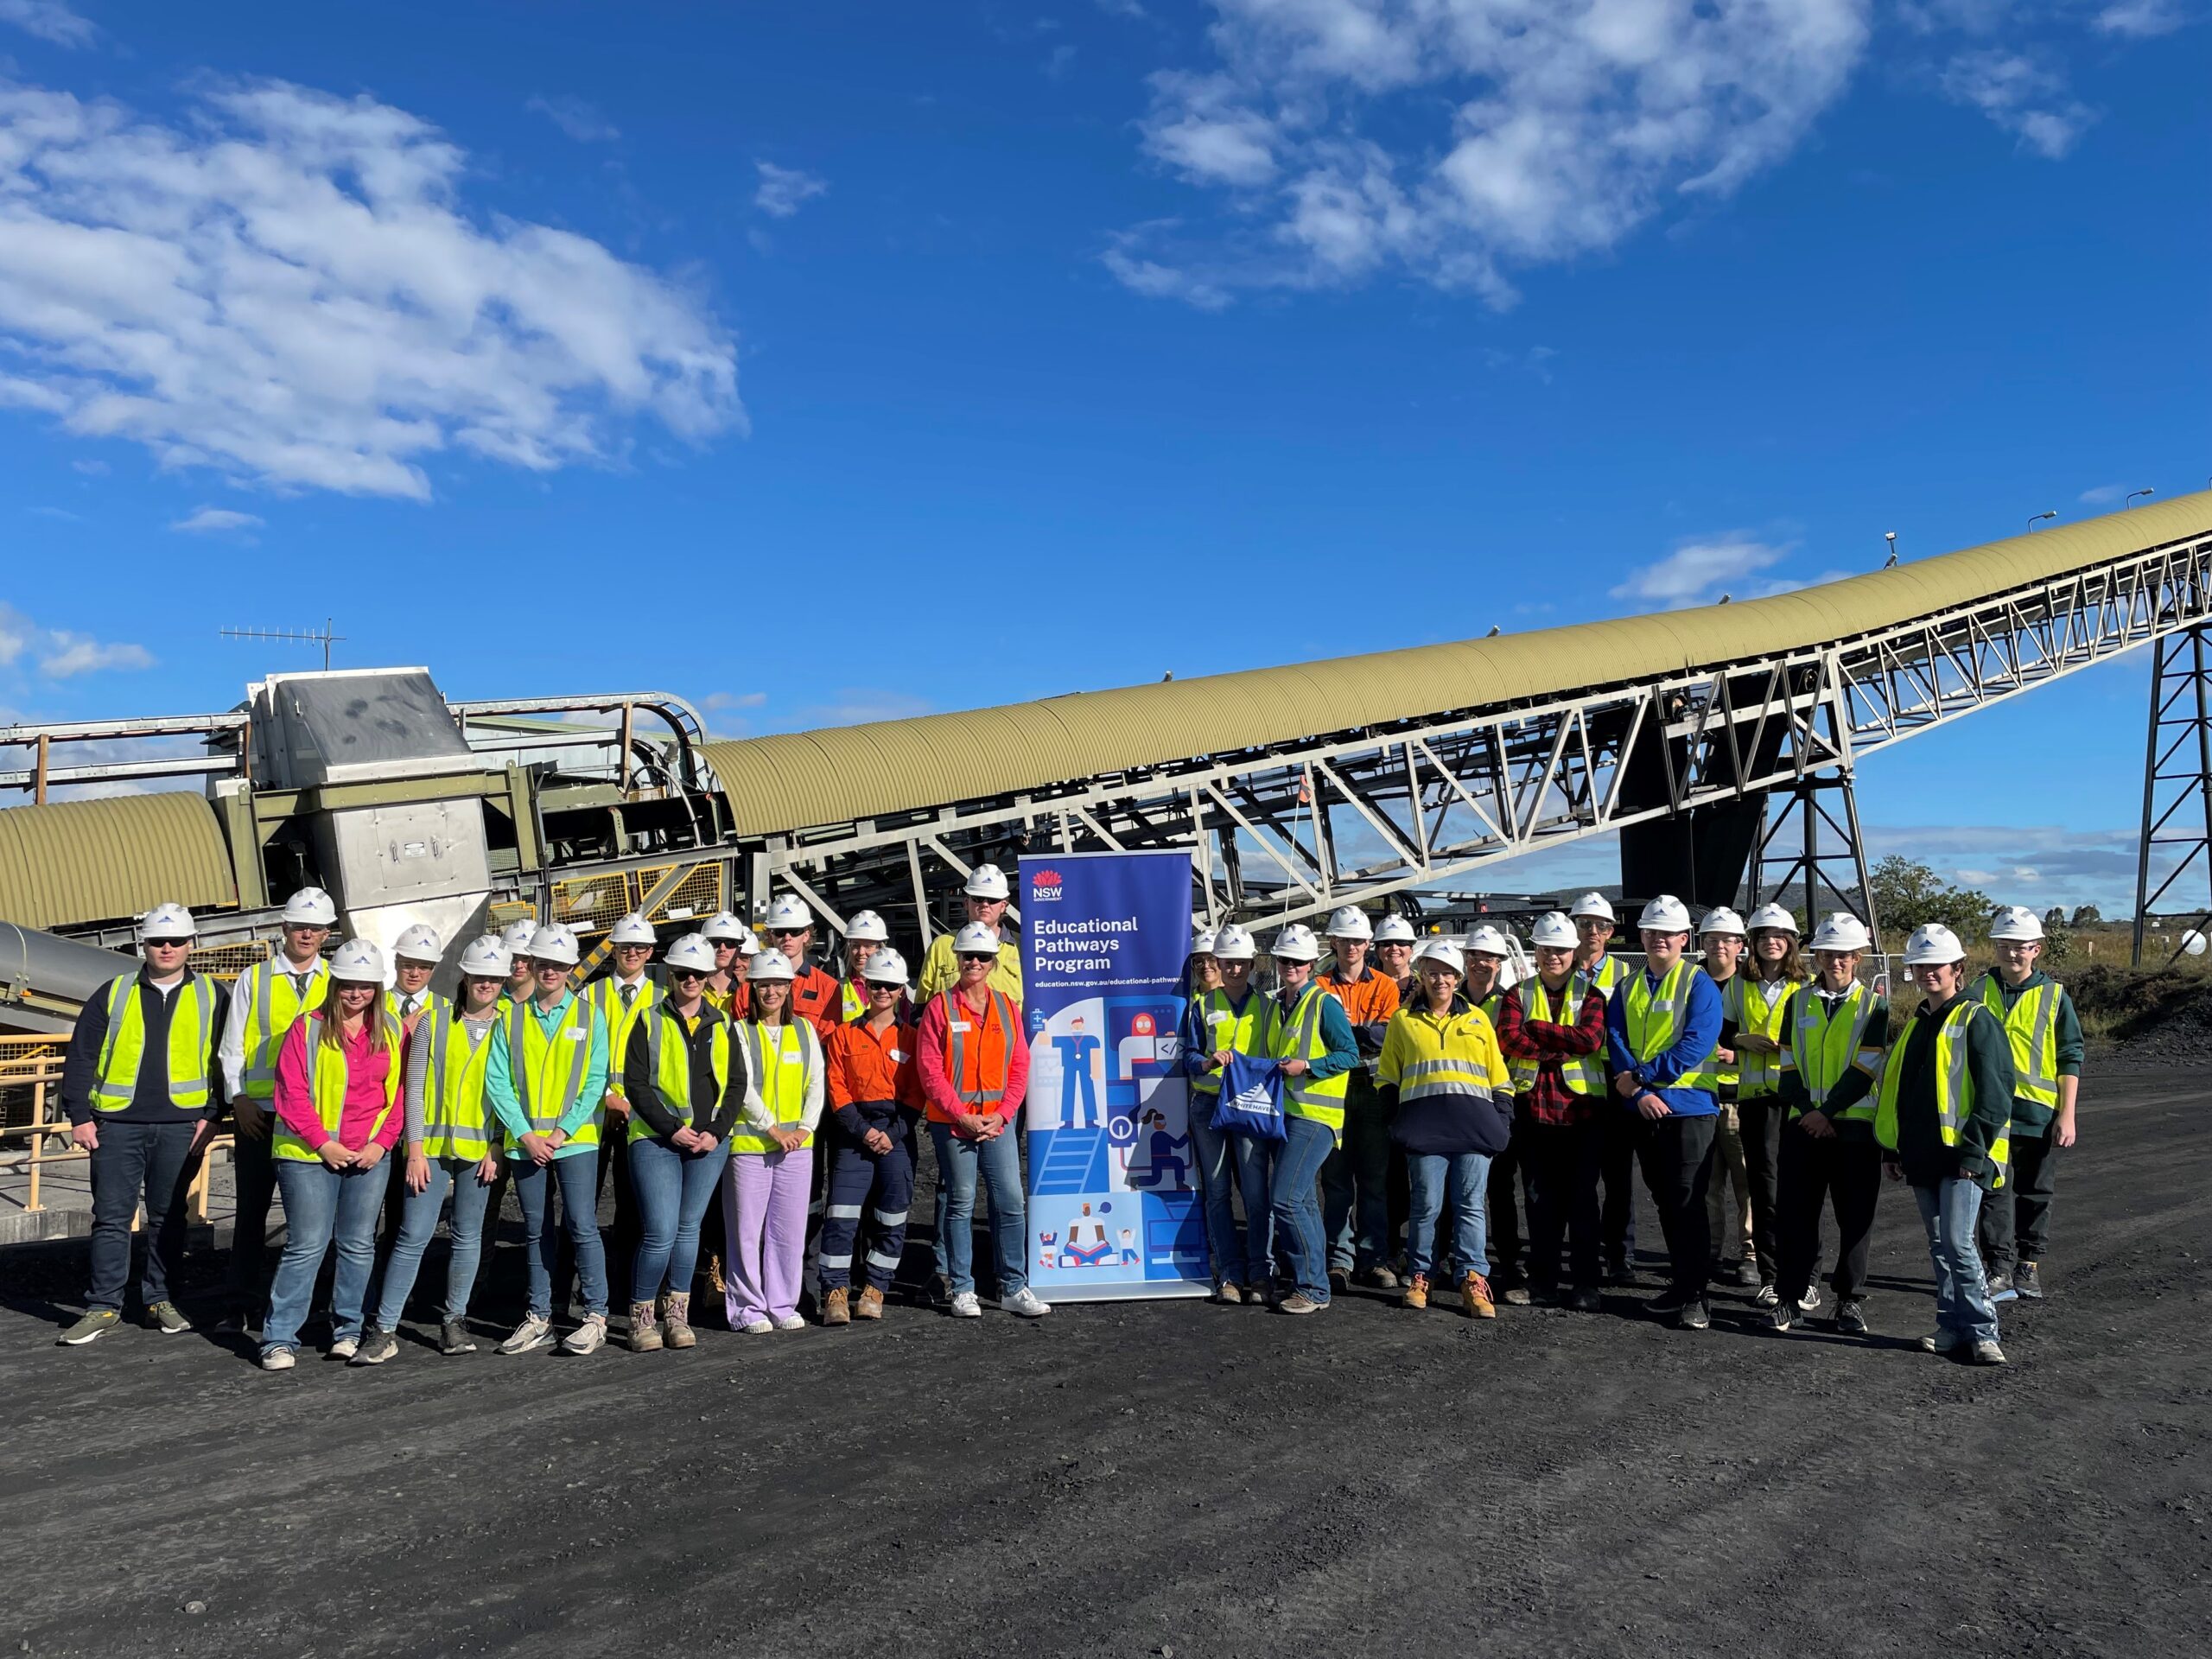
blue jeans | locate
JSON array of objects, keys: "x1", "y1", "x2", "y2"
[
  {"x1": 86, "y1": 1120, "x2": 199, "y2": 1313},
  {"x1": 372, "y1": 1156, "x2": 498, "y2": 1329},
  {"x1": 1230, "y1": 1129, "x2": 1277, "y2": 1287},
  {"x1": 1405, "y1": 1150, "x2": 1493, "y2": 1280},
  {"x1": 930, "y1": 1124, "x2": 1027, "y2": 1296},
  {"x1": 628, "y1": 1134, "x2": 732, "y2": 1302},
  {"x1": 1186, "y1": 1103, "x2": 1247, "y2": 1286},
  {"x1": 263, "y1": 1155, "x2": 393, "y2": 1355},
  {"x1": 514, "y1": 1151, "x2": 608, "y2": 1319},
  {"x1": 1913, "y1": 1178, "x2": 1999, "y2": 1344},
  {"x1": 1267, "y1": 1116, "x2": 1337, "y2": 1303}
]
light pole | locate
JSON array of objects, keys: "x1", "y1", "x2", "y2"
[
  {"x1": 2126, "y1": 488, "x2": 2155, "y2": 510},
  {"x1": 2027, "y1": 511, "x2": 2056, "y2": 531},
  {"x1": 1882, "y1": 531, "x2": 1898, "y2": 569}
]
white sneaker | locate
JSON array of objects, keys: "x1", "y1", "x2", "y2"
[
  {"x1": 1003, "y1": 1287, "x2": 1052, "y2": 1318},
  {"x1": 260, "y1": 1347, "x2": 296, "y2": 1371},
  {"x1": 327, "y1": 1336, "x2": 359, "y2": 1361},
  {"x1": 1751, "y1": 1284, "x2": 1779, "y2": 1308},
  {"x1": 740, "y1": 1318, "x2": 774, "y2": 1334},
  {"x1": 1796, "y1": 1287, "x2": 1822, "y2": 1313},
  {"x1": 499, "y1": 1314, "x2": 553, "y2": 1356},
  {"x1": 773, "y1": 1313, "x2": 806, "y2": 1332},
  {"x1": 1917, "y1": 1329, "x2": 1965, "y2": 1354},
  {"x1": 949, "y1": 1292, "x2": 983, "y2": 1319},
  {"x1": 561, "y1": 1314, "x2": 607, "y2": 1356}
]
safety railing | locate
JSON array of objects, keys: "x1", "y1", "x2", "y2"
[{"x1": 0, "y1": 1035, "x2": 230, "y2": 1222}]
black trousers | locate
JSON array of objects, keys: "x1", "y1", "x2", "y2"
[
  {"x1": 1522, "y1": 1117, "x2": 1605, "y2": 1291},
  {"x1": 1774, "y1": 1125, "x2": 1883, "y2": 1303},
  {"x1": 225, "y1": 1123, "x2": 279, "y2": 1315},
  {"x1": 582, "y1": 1129, "x2": 639, "y2": 1308},
  {"x1": 1737, "y1": 1096, "x2": 1785, "y2": 1285},
  {"x1": 1600, "y1": 1103, "x2": 1641, "y2": 1266},
  {"x1": 1636, "y1": 1114, "x2": 1718, "y2": 1300},
  {"x1": 1977, "y1": 1125, "x2": 2061, "y2": 1274},
  {"x1": 1486, "y1": 1130, "x2": 1524, "y2": 1284},
  {"x1": 87, "y1": 1121, "x2": 200, "y2": 1313}
]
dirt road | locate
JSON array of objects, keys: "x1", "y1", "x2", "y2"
[{"x1": 3, "y1": 1068, "x2": 2205, "y2": 1657}]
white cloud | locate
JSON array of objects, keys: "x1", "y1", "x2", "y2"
[
  {"x1": 1103, "y1": 228, "x2": 1232, "y2": 309},
  {"x1": 169, "y1": 505, "x2": 265, "y2": 534},
  {"x1": 525, "y1": 93, "x2": 620, "y2": 143},
  {"x1": 1113, "y1": 0, "x2": 1872, "y2": 306},
  {"x1": 753, "y1": 160, "x2": 829, "y2": 219},
  {"x1": 1938, "y1": 49, "x2": 2095, "y2": 158},
  {"x1": 794, "y1": 689, "x2": 933, "y2": 728},
  {"x1": 0, "y1": 78, "x2": 740, "y2": 502},
  {"x1": 0, "y1": 0, "x2": 97, "y2": 48},
  {"x1": 1611, "y1": 536, "x2": 1791, "y2": 608},
  {"x1": 27, "y1": 504, "x2": 78, "y2": 520},
  {"x1": 69, "y1": 456, "x2": 105, "y2": 474},
  {"x1": 0, "y1": 603, "x2": 152, "y2": 678},
  {"x1": 702, "y1": 690, "x2": 768, "y2": 712},
  {"x1": 2080, "y1": 482, "x2": 2133, "y2": 504},
  {"x1": 2094, "y1": 0, "x2": 2190, "y2": 36}
]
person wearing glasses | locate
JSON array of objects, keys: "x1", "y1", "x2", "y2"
[
  {"x1": 698, "y1": 912, "x2": 755, "y2": 1019},
  {"x1": 918, "y1": 864, "x2": 1023, "y2": 1000},
  {"x1": 760, "y1": 893, "x2": 844, "y2": 1040},
  {"x1": 497, "y1": 918, "x2": 538, "y2": 1008},
  {"x1": 820, "y1": 948, "x2": 924, "y2": 1324},
  {"x1": 838, "y1": 910, "x2": 896, "y2": 1022},
  {"x1": 623, "y1": 933, "x2": 743, "y2": 1351},
  {"x1": 722, "y1": 950, "x2": 825, "y2": 1332}
]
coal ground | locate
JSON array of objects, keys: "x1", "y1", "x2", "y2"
[{"x1": 2, "y1": 1070, "x2": 2206, "y2": 1659}]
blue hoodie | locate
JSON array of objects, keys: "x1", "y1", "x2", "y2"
[{"x1": 1605, "y1": 964, "x2": 1722, "y2": 1119}]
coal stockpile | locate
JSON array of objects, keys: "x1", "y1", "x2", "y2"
[{"x1": 3, "y1": 1071, "x2": 2208, "y2": 1658}]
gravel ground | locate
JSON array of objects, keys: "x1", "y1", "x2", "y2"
[{"x1": 3, "y1": 1070, "x2": 2206, "y2": 1658}]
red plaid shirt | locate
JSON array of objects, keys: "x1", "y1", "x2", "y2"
[{"x1": 1492, "y1": 982, "x2": 1611, "y2": 1126}]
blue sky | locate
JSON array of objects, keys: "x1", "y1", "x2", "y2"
[{"x1": 1, "y1": 0, "x2": 2206, "y2": 912}]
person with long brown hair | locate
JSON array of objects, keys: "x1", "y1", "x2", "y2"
[{"x1": 1736, "y1": 904, "x2": 1809, "y2": 1312}]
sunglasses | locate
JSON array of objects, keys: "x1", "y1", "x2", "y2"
[
  {"x1": 671, "y1": 969, "x2": 708, "y2": 982},
  {"x1": 772, "y1": 928, "x2": 807, "y2": 938},
  {"x1": 957, "y1": 953, "x2": 995, "y2": 964}
]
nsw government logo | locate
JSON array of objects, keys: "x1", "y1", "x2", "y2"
[{"x1": 1030, "y1": 868, "x2": 1065, "y2": 902}]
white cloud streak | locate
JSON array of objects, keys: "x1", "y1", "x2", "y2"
[
  {"x1": 1938, "y1": 48, "x2": 2096, "y2": 157},
  {"x1": 0, "y1": 603, "x2": 153, "y2": 678},
  {"x1": 0, "y1": 0, "x2": 97, "y2": 48},
  {"x1": 2094, "y1": 0, "x2": 2189, "y2": 37},
  {"x1": 169, "y1": 505, "x2": 264, "y2": 534},
  {"x1": 526, "y1": 94, "x2": 620, "y2": 143},
  {"x1": 0, "y1": 78, "x2": 741, "y2": 502},
  {"x1": 1611, "y1": 535, "x2": 1791, "y2": 608},
  {"x1": 753, "y1": 160, "x2": 829, "y2": 219}
]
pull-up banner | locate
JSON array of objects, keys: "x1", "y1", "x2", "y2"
[{"x1": 1020, "y1": 849, "x2": 1208, "y2": 1301}]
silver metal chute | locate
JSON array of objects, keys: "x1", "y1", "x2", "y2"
[{"x1": 0, "y1": 922, "x2": 137, "y2": 1034}]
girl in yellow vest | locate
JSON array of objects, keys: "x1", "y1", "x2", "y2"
[
  {"x1": 1257, "y1": 925, "x2": 1359, "y2": 1317},
  {"x1": 354, "y1": 935, "x2": 511, "y2": 1363},
  {"x1": 259, "y1": 940, "x2": 404, "y2": 1371},
  {"x1": 1735, "y1": 904, "x2": 1808, "y2": 1310},
  {"x1": 1185, "y1": 924, "x2": 1271, "y2": 1305},
  {"x1": 700, "y1": 912, "x2": 756, "y2": 1020},
  {"x1": 721, "y1": 951, "x2": 823, "y2": 1332}
]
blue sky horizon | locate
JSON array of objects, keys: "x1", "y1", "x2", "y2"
[{"x1": 2, "y1": 1, "x2": 2206, "y2": 912}]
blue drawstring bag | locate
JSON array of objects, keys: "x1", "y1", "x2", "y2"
[{"x1": 1211, "y1": 1052, "x2": 1286, "y2": 1142}]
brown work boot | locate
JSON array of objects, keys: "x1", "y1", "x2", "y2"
[
  {"x1": 822, "y1": 1287, "x2": 851, "y2": 1326},
  {"x1": 706, "y1": 1254, "x2": 727, "y2": 1295},
  {"x1": 1461, "y1": 1271, "x2": 1497, "y2": 1319},
  {"x1": 855, "y1": 1286, "x2": 886, "y2": 1321},
  {"x1": 627, "y1": 1301, "x2": 661, "y2": 1353},
  {"x1": 1402, "y1": 1273, "x2": 1430, "y2": 1311},
  {"x1": 661, "y1": 1292, "x2": 696, "y2": 1350}
]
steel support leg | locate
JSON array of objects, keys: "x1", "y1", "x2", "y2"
[
  {"x1": 1749, "y1": 772, "x2": 1878, "y2": 937},
  {"x1": 2132, "y1": 627, "x2": 2212, "y2": 966}
]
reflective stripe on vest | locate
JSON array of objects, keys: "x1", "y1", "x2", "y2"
[
  {"x1": 632, "y1": 1005, "x2": 732, "y2": 1143},
  {"x1": 1391, "y1": 1008, "x2": 1498, "y2": 1106},
  {"x1": 1261, "y1": 982, "x2": 1349, "y2": 1131},
  {"x1": 732, "y1": 1017, "x2": 817, "y2": 1153},
  {"x1": 588, "y1": 976, "x2": 661, "y2": 1080},
  {"x1": 1191, "y1": 988, "x2": 1268, "y2": 1096},
  {"x1": 1970, "y1": 973, "x2": 2061, "y2": 1109},
  {"x1": 1623, "y1": 960, "x2": 1701, "y2": 1065},
  {"x1": 273, "y1": 1013, "x2": 403, "y2": 1161},
  {"x1": 421, "y1": 1013, "x2": 499, "y2": 1161},
  {"x1": 240, "y1": 959, "x2": 327, "y2": 1097},
  {"x1": 91, "y1": 974, "x2": 217, "y2": 1111},
  {"x1": 1734, "y1": 974, "x2": 1797, "y2": 1096},
  {"x1": 1573, "y1": 954, "x2": 1628, "y2": 1002},
  {"x1": 1874, "y1": 1000, "x2": 2012, "y2": 1186},
  {"x1": 1789, "y1": 983, "x2": 1883, "y2": 1121},
  {"x1": 385, "y1": 987, "x2": 450, "y2": 1030},
  {"x1": 1504, "y1": 980, "x2": 1607, "y2": 1096},
  {"x1": 505, "y1": 995, "x2": 600, "y2": 1147},
  {"x1": 941, "y1": 989, "x2": 1017, "y2": 1108}
]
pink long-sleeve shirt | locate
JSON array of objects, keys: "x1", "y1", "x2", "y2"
[{"x1": 275, "y1": 1015, "x2": 402, "y2": 1154}]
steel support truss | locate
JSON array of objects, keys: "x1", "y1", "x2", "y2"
[
  {"x1": 2132, "y1": 626, "x2": 2212, "y2": 965},
  {"x1": 750, "y1": 527, "x2": 2212, "y2": 945},
  {"x1": 1751, "y1": 771, "x2": 1878, "y2": 935}
]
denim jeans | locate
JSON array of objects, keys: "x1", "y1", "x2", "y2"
[
  {"x1": 372, "y1": 1155, "x2": 499, "y2": 1330},
  {"x1": 929, "y1": 1123, "x2": 1028, "y2": 1297},
  {"x1": 1230, "y1": 1130, "x2": 1277, "y2": 1287},
  {"x1": 1320, "y1": 1081, "x2": 1392, "y2": 1274},
  {"x1": 1913, "y1": 1178, "x2": 1998, "y2": 1344},
  {"x1": 1404, "y1": 1149, "x2": 1493, "y2": 1281},
  {"x1": 85, "y1": 1120, "x2": 200, "y2": 1313},
  {"x1": 1268, "y1": 1116, "x2": 1337, "y2": 1303},
  {"x1": 514, "y1": 1150, "x2": 608, "y2": 1319},
  {"x1": 629, "y1": 1134, "x2": 732, "y2": 1303},
  {"x1": 225, "y1": 1122, "x2": 280, "y2": 1315},
  {"x1": 1185, "y1": 1102, "x2": 1248, "y2": 1287},
  {"x1": 263, "y1": 1155, "x2": 393, "y2": 1355}
]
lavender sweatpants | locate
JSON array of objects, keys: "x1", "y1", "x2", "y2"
[{"x1": 722, "y1": 1148, "x2": 810, "y2": 1325}]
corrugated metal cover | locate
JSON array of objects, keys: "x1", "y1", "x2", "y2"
[
  {"x1": 0, "y1": 792, "x2": 237, "y2": 931},
  {"x1": 702, "y1": 493, "x2": 2212, "y2": 838}
]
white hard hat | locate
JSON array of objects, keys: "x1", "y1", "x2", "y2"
[
  {"x1": 1372, "y1": 913, "x2": 1417, "y2": 944},
  {"x1": 1528, "y1": 911, "x2": 1579, "y2": 949},
  {"x1": 964, "y1": 863, "x2": 1011, "y2": 901},
  {"x1": 764, "y1": 894, "x2": 813, "y2": 932},
  {"x1": 1638, "y1": 894, "x2": 1693, "y2": 933},
  {"x1": 1808, "y1": 913, "x2": 1873, "y2": 954},
  {"x1": 499, "y1": 918, "x2": 538, "y2": 957},
  {"x1": 138, "y1": 902, "x2": 198, "y2": 942},
  {"x1": 747, "y1": 950, "x2": 797, "y2": 983},
  {"x1": 1270, "y1": 924, "x2": 1320, "y2": 963},
  {"x1": 845, "y1": 910, "x2": 890, "y2": 944},
  {"x1": 327, "y1": 938, "x2": 385, "y2": 984},
  {"x1": 1190, "y1": 930, "x2": 1217, "y2": 957},
  {"x1": 860, "y1": 947, "x2": 910, "y2": 987},
  {"x1": 702, "y1": 911, "x2": 749, "y2": 944},
  {"x1": 1412, "y1": 938, "x2": 1465, "y2": 975},
  {"x1": 392, "y1": 922, "x2": 443, "y2": 963},
  {"x1": 283, "y1": 887, "x2": 338, "y2": 927},
  {"x1": 1903, "y1": 922, "x2": 1967, "y2": 966},
  {"x1": 530, "y1": 922, "x2": 582, "y2": 967},
  {"x1": 951, "y1": 921, "x2": 1002, "y2": 957},
  {"x1": 608, "y1": 912, "x2": 657, "y2": 948},
  {"x1": 459, "y1": 935, "x2": 512, "y2": 979},
  {"x1": 1987, "y1": 905, "x2": 2044, "y2": 943},
  {"x1": 1746, "y1": 902, "x2": 1800, "y2": 936},
  {"x1": 1570, "y1": 892, "x2": 1616, "y2": 922},
  {"x1": 1211, "y1": 923, "x2": 1257, "y2": 962},
  {"x1": 1325, "y1": 906, "x2": 1373, "y2": 942},
  {"x1": 662, "y1": 933, "x2": 718, "y2": 975},
  {"x1": 1464, "y1": 925, "x2": 1513, "y2": 960},
  {"x1": 1698, "y1": 906, "x2": 1746, "y2": 938}
]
